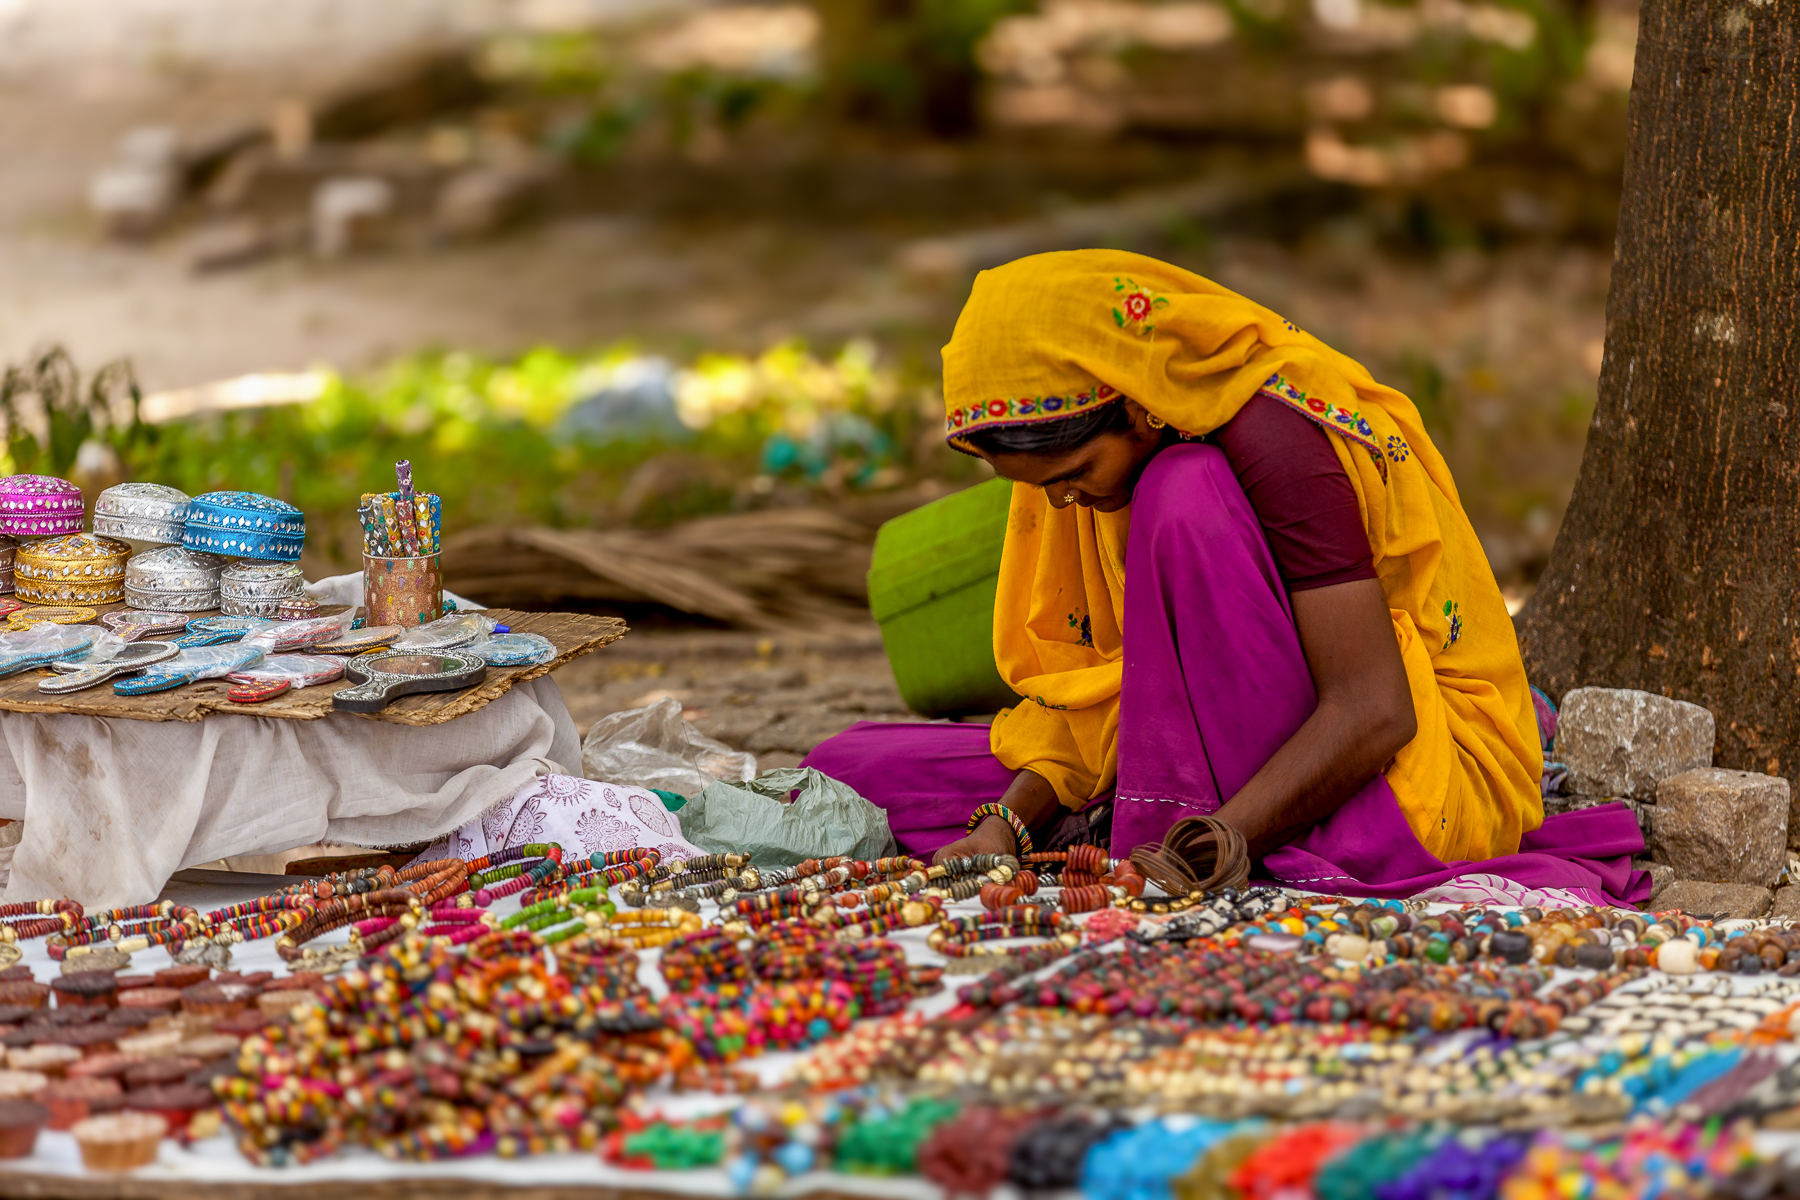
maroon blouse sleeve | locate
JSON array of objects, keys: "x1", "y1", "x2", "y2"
[{"x1": 1207, "y1": 392, "x2": 1377, "y2": 592}]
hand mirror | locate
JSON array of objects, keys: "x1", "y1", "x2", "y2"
[
  {"x1": 331, "y1": 648, "x2": 486, "y2": 713},
  {"x1": 41, "y1": 641, "x2": 180, "y2": 694},
  {"x1": 102, "y1": 610, "x2": 191, "y2": 642}
]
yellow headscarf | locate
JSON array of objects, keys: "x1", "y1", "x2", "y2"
[{"x1": 942, "y1": 250, "x2": 1541, "y2": 863}]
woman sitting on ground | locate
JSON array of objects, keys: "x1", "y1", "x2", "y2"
[{"x1": 804, "y1": 250, "x2": 1647, "y2": 904}]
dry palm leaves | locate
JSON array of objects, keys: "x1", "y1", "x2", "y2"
[{"x1": 442, "y1": 508, "x2": 873, "y2": 631}]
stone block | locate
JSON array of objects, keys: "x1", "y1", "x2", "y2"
[
  {"x1": 1774, "y1": 886, "x2": 1800, "y2": 921},
  {"x1": 1651, "y1": 880, "x2": 1774, "y2": 919},
  {"x1": 1545, "y1": 794, "x2": 1652, "y2": 845},
  {"x1": 1556, "y1": 688, "x2": 1714, "y2": 799},
  {"x1": 1635, "y1": 860, "x2": 1675, "y2": 904},
  {"x1": 1653, "y1": 768, "x2": 1789, "y2": 885}
]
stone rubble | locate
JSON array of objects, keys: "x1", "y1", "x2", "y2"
[
  {"x1": 1555, "y1": 686, "x2": 1715, "y2": 800},
  {"x1": 1653, "y1": 767, "x2": 1790, "y2": 887}
]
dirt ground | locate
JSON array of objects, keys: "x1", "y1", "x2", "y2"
[{"x1": 550, "y1": 623, "x2": 922, "y2": 771}]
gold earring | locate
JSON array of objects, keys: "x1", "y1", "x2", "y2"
[
  {"x1": 1146, "y1": 414, "x2": 1167, "y2": 429},
  {"x1": 1063, "y1": 491, "x2": 1076, "y2": 504}
]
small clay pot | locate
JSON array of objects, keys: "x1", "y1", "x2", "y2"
[
  {"x1": 72, "y1": 1111, "x2": 166, "y2": 1171},
  {"x1": 0, "y1": 1099, "x2": 48, "y2": 1158},
  {"x1": 42, "y1": 1077, "x2": 121, "y2": 1131}
]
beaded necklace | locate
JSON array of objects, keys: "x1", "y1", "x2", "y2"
[
  {"x1": 0, "y1": 898, "x2": 82, "y2": 946},
  {"x1": 604, "y1": 907, "x2": 703, "y2": 947},
  {"x1": 46, "y1": 901, "x2": 202, "y2": 959}
]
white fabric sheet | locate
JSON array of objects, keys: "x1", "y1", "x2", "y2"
[
  {"x1": 0, "y1": 675, "x2": 581, "y2": 907},
  {"x1": 419, "y1": 773, "x2": 705, "y2": 865}
]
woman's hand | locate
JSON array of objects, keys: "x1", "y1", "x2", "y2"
[
  {"x1": 1212, "y1": 577, "x2": 1416, "y2": 858},
  {"x1": 931, "y1": 769, "x2": 1061, "y2": 864}
]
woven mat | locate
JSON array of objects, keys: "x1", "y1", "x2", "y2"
[{"x1": 0, "y1": 607, "x2": 625, "y2": 726}]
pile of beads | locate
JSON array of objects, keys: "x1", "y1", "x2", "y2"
[
  {"x1": 822, "y1": 938, "x2": 916, "y2": 1017},
  {"x1": 659, "y1": 928, "x2": 749, "y2": 993},
  {"x1": 662, "y1": 979, "x2": 859, "y2": 1062},
  {"x1": 552, "y1": 934, "x2": 642, "y2": 1000},
  {"x1": 749, "y1": 920, "x2": 830, "y2": 982},
  {"x1": 218, "y1": 928, "x2": 685, "y2": 1164}
]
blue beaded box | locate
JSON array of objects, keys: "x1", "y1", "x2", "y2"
[{"x1": 182, "y1": 491, "x2": 306, "y2": 561}]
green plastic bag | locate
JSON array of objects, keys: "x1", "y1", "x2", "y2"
[{"x1": 678, "y1": 767, "x2": 897, "y2": 868}]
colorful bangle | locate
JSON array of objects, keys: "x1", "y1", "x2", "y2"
[{"x1": 966, "y1": 803, "x2": 1033, "y2": 857}]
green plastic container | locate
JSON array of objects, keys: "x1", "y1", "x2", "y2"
[{"x1": 867, "y1": 478, "x2": 1019, "y2": 717}]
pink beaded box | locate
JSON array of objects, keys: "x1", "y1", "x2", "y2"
[{"x1": 0, "y1": 476, "x2": 83, "y2": 537}]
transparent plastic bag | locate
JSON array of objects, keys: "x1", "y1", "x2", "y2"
[
  {"x1": 50, "y1": 630, "x2": 129, "y2": 667},
  {"x1": 678, "y1": 767, "x2": 897, "y2": 868},
  {"x1": 226, "y1": 654, "x2": 346, "y2": 687},
  {"x1": 0, "y1": 623, "x2": 101, "y2": 677},
  {"x1": 392, "y1": 612, "x2": 506, "y2": 651},
  {"x1": 478, "y1": 632, "x2": 556, "y2": 667},
  {"x1": 580, "y1": 695, "x2": 756, "y2": 799},
  {"x1": 244, "y1": 610, "x2": 357, "y2": 654},
  {"x1": 115, "y1": 643, "x2": 266, "y2": 695}
]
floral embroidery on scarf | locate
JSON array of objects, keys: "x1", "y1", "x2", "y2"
[
  {"x1": 1442, "y1": 600, "x2": 1463, "y2": 649},
  {"x1": 1386, "y1": 435, "x2": 1411, "y2": 463},
  {"x1": 1067, "y1": 610, "x2": 1093, "y2": 647},
  {"x1": 1112, "y1": 277, "x2": 1168, "y2": 334},
  {"x1": 945, "y1": 383, "x2": 1121, "y2": 446},
  {"x1": 1257, "y1": 374, "x2": 1388, "y2": 484},
  {"x1": 1281, "y1": 318, "x2": 1301, "y2": 333}
]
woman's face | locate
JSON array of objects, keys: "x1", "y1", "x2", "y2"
[{"x1": 978, "y1": 399, "x2": 1167, "y2": 513}]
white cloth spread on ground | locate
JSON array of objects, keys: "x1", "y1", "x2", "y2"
[
  {"x1": 419, "y1": 774, "x2": 705, "y2": 865},
  {"x1": 0, "y1": 676, "x2": 581, "y2": 908}
]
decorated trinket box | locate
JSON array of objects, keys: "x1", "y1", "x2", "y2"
[
  {"x1": 0, "y1": 476, "x2": 83, "y2": 538},
  {"x1": 0, "y1": 534, "x2": 17, "y2": 595},
  {"x1": 92, "y1": 483, "x2": 190, "y2": 544},
  {"x1": 219, "y1": 561, "x2": 305, "y2": 618},
  {"x1": 14, "y1": 533, "x2": 131, "y2": 605},
  {"x1": 182, "y1": 492, "x2": 305, "y2": 561},
  {"x1": 123, "y1": 547, "x2": 227, "y2": 612}
]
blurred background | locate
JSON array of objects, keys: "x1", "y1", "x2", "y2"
[{"x1": 0, "y1": 0, "x2": 1632, "y2": 745}]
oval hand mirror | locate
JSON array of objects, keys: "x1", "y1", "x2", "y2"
[{"x1": 331, "y1": 648, "x2": 486, "y2": 713}]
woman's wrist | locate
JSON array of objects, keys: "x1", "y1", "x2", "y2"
[{"x1": 966, "y1": 802, "x2": 1034, "y2": 856}]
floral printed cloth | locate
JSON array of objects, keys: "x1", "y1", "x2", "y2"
[{"x1": 421, "y1": 773, "x2": 704, "y2": 865}]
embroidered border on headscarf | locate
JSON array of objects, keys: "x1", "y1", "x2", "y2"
[
  {"x1": 1256, "y1": 375, "x2": 1389, "y2": 484},
  {"x1": 945, "y1": 383, "x2": 1121, "y2": 450}
]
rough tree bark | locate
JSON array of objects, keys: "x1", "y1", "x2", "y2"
[{"x1": 1520, "y1": 1, "x2": 1800, "y2": 780}]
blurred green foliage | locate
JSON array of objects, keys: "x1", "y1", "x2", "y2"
[{"x1": 108, "y1": 342, "x2": 936, "y2": 561}]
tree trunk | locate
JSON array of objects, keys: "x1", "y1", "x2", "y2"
[{"x1": 1520, "y1": 0, "x2": 1800, "y2": 779}]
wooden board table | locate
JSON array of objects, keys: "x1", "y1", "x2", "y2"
[{"x1": 0, "y1": 608, "x2": 625, "y2": 727}]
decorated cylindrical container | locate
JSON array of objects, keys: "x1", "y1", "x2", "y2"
[
  {"x1": 363, "y1": 553, "x2": 442, "y2": 628},
  {"x1": 0, "y1": 535, "x2": 18, "y2": 595},
  {"x1": 182, "y1": 492, "x2": 305, "y2": 561},
  {"x1": 220, "y1": 561, "x2": 305, "y2": 618},
  {"x1": 15, "y1": 533, "x2": 132, "y2": 604},
  {"x1": 92, "y1": 483, "x2": 191, "y2": 544},
  {"x1": 0, "y1": 476, "x2": 84, "y2": 538},
  {"x1": 123, "y1": 546, "x2": 228, "y2": 611}
]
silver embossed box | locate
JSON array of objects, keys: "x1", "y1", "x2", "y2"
[
  {"x1": 124, "y1": 546, "x2": 227, "y2": 611},
  {"x1": 93, "y1": 483, "x2": 191, "y2": 544},
  {"x1": 219, "y1": 560, "x2": 305, "y2": 617}
]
